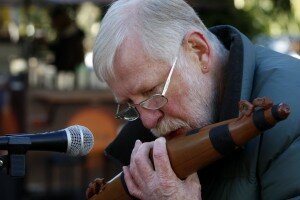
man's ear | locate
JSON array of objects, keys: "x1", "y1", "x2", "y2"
[{"x1": 182, "y1": 31, "x2": 210, "y2": 73}]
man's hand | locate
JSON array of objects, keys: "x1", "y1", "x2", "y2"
[{"x1": 123, "y1": 137, "x2": 202, "y2": 200}]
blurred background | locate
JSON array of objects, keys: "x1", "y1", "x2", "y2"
[{"x1": 0, "y1": 0, "x2": 299, "y2": 199}]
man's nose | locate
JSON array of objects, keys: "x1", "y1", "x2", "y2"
[{"x1": 136, "y1": 107, "x2": 164, "y2": 129}]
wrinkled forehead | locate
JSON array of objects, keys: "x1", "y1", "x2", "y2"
[
  {"x1": 106, "y1": 37, "x2": 170, "y2": 100},
  {"x1": 113, "y1": 36, "x2": 150, "y2": 80}
]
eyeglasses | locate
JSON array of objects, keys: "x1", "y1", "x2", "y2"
[{"x1": 115, "y1": 57, "x2": 178, "y2": 121}]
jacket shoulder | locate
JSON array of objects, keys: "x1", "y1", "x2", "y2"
[{"x1": 253, "y1": 46, "x2": 300, "y2": 199}]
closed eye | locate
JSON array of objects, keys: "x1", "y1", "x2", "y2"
[{"x1": 142, "y1": 87, "x2": 156, "y2": 97}]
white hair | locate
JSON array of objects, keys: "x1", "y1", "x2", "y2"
[{"x1": 93, "y1": 0, "x2": 227, "y2": 82}]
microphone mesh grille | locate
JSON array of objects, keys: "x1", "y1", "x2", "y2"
[
  {"x1": 82, "y1": 126, "x2": 94, "y2": 155},
  {"x1": 67, "y1": 125, "x2": 94, "y2": 156}
]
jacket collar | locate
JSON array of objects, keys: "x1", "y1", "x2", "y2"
[{"x1": 210, "y1": 25, "x2": 256, "y2": 121}]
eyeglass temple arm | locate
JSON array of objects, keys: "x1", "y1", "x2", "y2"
[{"x1": 162, "y1": 57, "x2": 178, "y2": 96}]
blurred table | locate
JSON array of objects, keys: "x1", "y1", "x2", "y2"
[
  {"x1": 31, "y1": 89, "x2": 114, "y2": 105},
  {"x1": 30, "y1": 89, "x2": 115, "y2": 125}
]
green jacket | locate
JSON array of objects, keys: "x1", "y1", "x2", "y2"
[{"x1": 105, "y1": 25, "x2": 300, "y2": 200}]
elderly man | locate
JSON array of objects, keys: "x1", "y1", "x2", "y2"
[{"x1": 91, "y1": 0, "x2": 300, "y2": 199}]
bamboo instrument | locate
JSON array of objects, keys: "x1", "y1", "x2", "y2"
[{"x1": 88, "y1": 102, "x2": 290, "y2": 200}]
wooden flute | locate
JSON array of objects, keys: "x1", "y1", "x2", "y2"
[{"x1": 87, "y1": 100, "x2": 290, "y2": 200}]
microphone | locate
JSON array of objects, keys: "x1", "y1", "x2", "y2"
[{"x1": 0, "y1": 125, "x2": 94, "y2": 156}]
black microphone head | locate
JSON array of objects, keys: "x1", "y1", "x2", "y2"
[{"x1": 65, "y1": 125, "x2": 94, "y2": 156}]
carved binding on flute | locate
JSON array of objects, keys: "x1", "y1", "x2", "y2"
[{"x1": 87, "y1": 98, "x2": 290, "y2": 200}]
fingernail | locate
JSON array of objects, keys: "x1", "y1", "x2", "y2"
[
  {"x1": 157, "y1": 137, "x2": 166, "y2": 144},
  {"x1": 135, "y1": 139, "x2": 141, "y2": 145}
]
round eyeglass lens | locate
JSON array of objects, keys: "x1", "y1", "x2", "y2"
[{"x1": 122, "y1": 107, "x2": 140, "y2": 121}]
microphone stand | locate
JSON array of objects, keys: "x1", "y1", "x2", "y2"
[{"x1": 0, "y1": 135, "x2": 31, "y2": 177}]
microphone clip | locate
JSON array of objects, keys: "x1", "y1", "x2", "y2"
[{"x1": 0, "y1": 136, "x2": 31, "y2": 177}]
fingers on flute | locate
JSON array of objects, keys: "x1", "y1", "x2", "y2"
[
  {"x1": 238, "y1": 100, "x2": 254, "y2": 118},
  {"x1": 123, "y1": 166, "x2": 143, "y2": 199},
  {"x1": 238, "y1": 97, "x2": 273, "y2": 119},
  {"x1": 252, "y1": 97, "x2": 273, "y2": 109},
  {"x1": 133, "y1": 141, "x2": 154, "y2": 176},
  {"x1": 127, "y1": 140, "x2": 155, "y2": 198},
  {"x1": 153, "y1": 137, "x2": 176, "y2": 179}
]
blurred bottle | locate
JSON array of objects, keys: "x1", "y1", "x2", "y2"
[
  {"x1": 56, "y1": 71, "x2": 75, "y2": 91},
  {"x1": 76, "y1": 63, "x2": 89, "y2": 90}
]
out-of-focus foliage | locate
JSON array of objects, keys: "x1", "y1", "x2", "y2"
[
  {"x1": 19, "y1": 5, "x2": 53, "y2": 39},
  {"x1": 190, "y1": 0, "x2": 300, "y2": 39},
  {"x1": 1, "y1": 0, "x2": 299, "y2": 41}
]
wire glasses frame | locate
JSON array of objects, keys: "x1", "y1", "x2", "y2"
[{"x1": 115, "y1": 57, "x2": 178, "y2": 121}]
